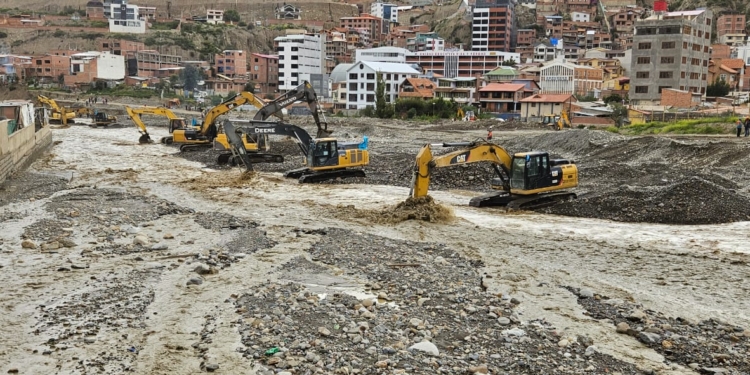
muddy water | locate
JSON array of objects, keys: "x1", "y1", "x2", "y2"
[{"x1": 2, "y1": 126, "x2": 749, "y2": 374}]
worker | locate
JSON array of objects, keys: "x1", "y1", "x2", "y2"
[
  {"x1": 487, "y1": 127, "x2": 493, "y2": 141},
  {"x1": 744, "y1": 116, "x2": 750, "y2": 137},
  {"x1": 737, "y1": 119, "x2": 743, "y2": 137}
]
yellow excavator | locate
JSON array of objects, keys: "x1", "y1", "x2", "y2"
[
  {"x1": 37, "y1": 95, "x2": 77, "y2": 124},
  {"x1": 164, "y1": 91, "x2": 269, "y2": 152},
  {"x1": 76, "y1": 107, "x2": 118, "y2": 126},
  {"x1": 411, "y1": 141, "x2": 578, "y2": 208},
  {"x1": 542, "y1": 110, "x2": 571, "y2": 130},
  {"x1": 125, "y1": 106, "x2": 187, "y2": 144},
  {"x1": 222, "y1": 119, "x2": 369, "y2": 183},
  {"x1": 214, "y1": 81, "x2": 330, "y2": 164}
]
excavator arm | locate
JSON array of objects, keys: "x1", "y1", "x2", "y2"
[
  {"x1": 222, "y1": 119, "x2": 314, "y2": 170},
  {"x1": 38, "y1": 95, "x2": 76, "y2": 122},
  {"x1": 126, "y1": 106, "x2": 182, "y2": 144},
  {"x1": 254, "y1": 81, "x2": 330, "y2": 138},
  {"x1": 411, "y1": 142, "x2": 514, "y2": 198},
  {"x1": 199, "y1": 91, "x2": 269, "y2": 136}
]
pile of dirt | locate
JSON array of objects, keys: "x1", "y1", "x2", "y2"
[
  {"x1": 545, "y1": 177, "x2": 750, "y2": 224},
  {"x1": 337, "y1": 195, "x2": 455, "y2": 224}
]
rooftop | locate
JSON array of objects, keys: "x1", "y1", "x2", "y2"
[
  {"x1": 520, "y1": 94, "x2": 575, "y2": 103},
  {"x1": 480, "y1": 83, "x2": 527, "y2": 92},
  {"x1": 399, "y1": 77, "x2": 435, "y2": 97},
  {"x1": 350, "y1": 61, "x2": 421, "y2": 75}
]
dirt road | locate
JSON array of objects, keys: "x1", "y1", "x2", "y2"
[{"x1": 1, "y1": 123, "x2": 748, "y2": 374}]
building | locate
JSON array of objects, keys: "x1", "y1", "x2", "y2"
[
  {"x1": 205, "y1": 77, "x2": 246, "y2": 95},
  {"x1": 479, "y1": 82, "x2": 535, "y2": 112},
  {"x1": 484, "y1": 66, "x2": 519, "y2": 82},
  {"x1": 86, "y1": 1, "x2": 105, "y2": 19},
  {"x1": 26, "y1": 54, "x2": 70, "y2": 84},
  {"x1": 66, "y1": 51, "x2": 126, "y2": 86},
  {"x1": 707, "y1": 58, "x2": 745, "y2": 91},
  {"x1": 105, "y1": 0, "x2": 145, "y2": 33},
  {"x1": 99, "y1": 39, "x2": 145, "y2": 56},
  {"x1": 519, "y1": 93, "x2": 576, "y2": 119},
  {"x1": 434, "y1": 77, "x2": 480, "y2": 104},
  {"x1": 323, "y1": 30, "x2": 349, "y2": 73},
  {"x1": 207, "y1": 10, "x2": 225, "y2": 25},
  {"x1": 406, "y1": 32, "x2": 445, "y2": 52},
  {"x1": 398, "y1": 77, "x2": 435, "y2": 100},
  {"x1": 127, "y1": 50, "x2": 181, "y2": 77},
  {"x1": 628, "y1": 9, "x2": 713, "y2": 105},
  {"x1": 345, "y1": 61, "x2": 420, "y2": 109},
  {"x1": 340, "y1": 14, "x2": 389, "y2": 46},
  {"x1": 717, "y1": 14, "x2": 746, "y2": 46},
  {"x1": 355, "y1": 47, "x2": 409, "y2": 63},
  {"x1": 214, "y1": 50, "x2": 247, "y2": 79},
  {"x1": 533, "y1": 40, "x2": 561, "y2": 62},
  {"x1": 572, "y1": 12, "x2": 590, "y2": 22},
  {"x1": 250, "y1": 53, "x2": 279, "y2": 95},
  {"x1": 0, "y1": 55, "x2": 31, "y2": 83},
  {"x1": 405, "y1": 50, "x2": 520, "y2": 78},
  {"x1": 471, "y1": 0, "x2": 515, "y2": 52},
  {"x1": 275, "y1": 34, "x2": 326, "y2": 92},
  {"x1": 660, "y1": 88, "x2": 701, "y2": 108},
  {"x1": 371, "y1": 1, "x2": 398, "y2": 24},
  {"x1": 275, "y1": 4, "x2": 301, "y2": 20}
]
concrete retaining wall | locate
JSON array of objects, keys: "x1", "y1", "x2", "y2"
[{"x1": 0, "y1": 120, "x2": 52, "y2": 185}]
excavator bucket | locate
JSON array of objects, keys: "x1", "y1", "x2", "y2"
[
  {"x1": 316, "y1": 127, "x2": 333, "y2": 138},
  {"x1": 139, "y1": 134, "x2": 153, "y2": 144}
]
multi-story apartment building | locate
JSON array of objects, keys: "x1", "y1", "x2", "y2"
[
  {"x1": 250, "y1": 53, "x2": 279, "y2": 95},
  {"x1": 323, "y1": 30, "x2": 350, "y2": 73},
  {"x1": 0, "y1": 55, "x2": 31, "y2": 83},
  {"x1": 104, "y1": 0, "x2": 145, "y2": 33},
  {"x1": 717, "y1": 14, "x2": 746, "y2": 46},
  {"x1": 275, "y1": 34, "x2": 326, "y2": 92},
  {"x1": 340, "y1": 14, "x2": 388, "y2": 46},
  {"x1": 345, "y1": 61, "x2": 419, "y2": 109},
  {"x1": 405, "y1": 50, "x2": 520, "y2": 78},
  {"x1": 127, "y1": 50, "x2": 181, "y2": 77},
  {"x1": 471, "y1": 0, "x2": 515, "y2": 52},
  {"x1": 214, "y1": 50, "x2": 247, "y2": 78},
  {"x1": 66, "y1": 51, "x2": 125, "y2": 86},
  {"x1": 26, "y1": 54, "x2": 70, "y2": 83},
  {"x1": 207, "y1": 10, "x2": 225, "y2": 25},
  {"x1": 406, "y1": 32, "x2": 445, "y2": 52},
  {"x1": 629, "y1": 9, "x2": 713, "y2": 105},
  {"x1": 370, "y1": 1, "x2": 398, "y2": 24}
]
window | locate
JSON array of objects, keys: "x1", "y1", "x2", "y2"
[
  {"x1": 291, "y1": 64, "x2": 298, "y2": 69},
  {"x1": 662, "y1": 41, "x2": 675, "y2": 49},
  {"x1": 348, "y1": 94, "x2": 357, "y2": 102},
  {"x1": 291, "y1": 55, "x2": 298, "y2": 60},
  {"x1": 279, "y1": 64, "x2": 284, "y2": 69},
  {"x1": 658, "y1": 86, "x2": 670, "y2": 93},
  {"x1": 661, "y1": 57, "x2": 674, "y2": 64},
  {"x1": 659, "y1": 72, "x2": 672, "y2": 79},
  {"x1": 681, "y1": 72, "x2": 685, "y2": 78},
  {"x1": 636, "y1": 57, "x2": 650, "y2": 64},
  {"x1": 682, "y1": 56, "x2": 687, "y2": 64},
  {"x1": 366, "y1": 94, "x2": 375, "y2": 102},
  {"x1": 366, "y1": 73, "x2": 375, "y2": 80},
  {"x1": 366, "y1": 83, "x2": 374, "y2": 91},
  {"x1": 349, "y1": 73, "x2": 357, "y2": 80},
  {"x1": 638, "y1": 42, "x2": 651, "y2": 49},
  {"x1": 531, "y1": 103, "x2": 536, "y2": 107},
  {"x1": 683, "y1": 42, "x2": 688, "y2": 49},
  {"x1": 349, "y1": 83, "x2": 357, "y2": 91},
  {"x1": 636, "y1": 71, "x2": 649, "y2": 78},
  {"x1": 44, "y1": 60, "x2": 51, "y2": 64},
  {"x1": 635, "y1": 86, "x2": 648, "y2": 93}
]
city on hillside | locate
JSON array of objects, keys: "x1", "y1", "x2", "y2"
[{"x1": 0, "y1": 0, "x2": 749, "y2": 125}]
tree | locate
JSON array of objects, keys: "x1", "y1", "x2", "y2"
[
  {"x1": 180, "y1": 65, "x2": 201, "y2": 92},
  {"x1": 374, "y1": 73, "x2": 394, "y2": 119},
  {"x1": 610, "y1": 103, "x2": 628, "y2": 128},
  {"x1": 501, "y1": 58, "x2": 517, "y2": 67},
  {"x1": 603, "y1": 94, "x2": 623, "y2": 104},
  {"x1": 244, "y1": 82, "x2": 256, "y2": 93},
  {"x1": 224, "y1": 9, "x2": 241, "y2": 23},
  {"x1": 706, "y1": 79, "x2": 730, "y2": 97}
]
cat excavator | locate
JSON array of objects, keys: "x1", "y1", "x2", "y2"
[
  {"x1": 221, "y1": 119, "x2": 368, "y2": 183},
  {"x1": 125, "y1": 106, "x2": 187, "y2": 144},
  {"x1": 163, "y1": 91, "x2": 269, "y2": 152},
  {"x1": 411, "y1": 141, "x2": 578, "y2": 209},
  {"x1": 214, "y1": 81, "x2": 330, "y2": 164},
  {"x1": 76, "y1": 107, "x2": 118, "y2": 126},
  {"x1": 37, "y1": 95, "x2": 77, "y2": 124},
  {"x1": 542, "y1": 110, "x2": 571, "y2": 130}
]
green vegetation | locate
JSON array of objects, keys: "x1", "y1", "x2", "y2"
[
  {"x1": 706, "y1": 79, "x2": 730, "y2": 97},
  {"x1": 223, "y1": 9, "x2": 241, "y2": 23},
  {"x1": 0, "y1": 31, "x2": 7, "y2": 39},
  {"x1": 374, "y1": 73, "x2": 395, "y2": 119},
  {"x1": 52, "y1": 30, "x2": 66, "y2": 38},
  {"x1": 620, "y1": 117, "x2": 737, "y2": 135},
  {"x1": 90, "y1": 20, "x2": 109, "y2": 28},
  {"x1": 87, "y1": 85, "x2": 156, "y2": 99},
  {"x1": 604, "y1": 126, "x2": 620, "y2": 133},
  {"x1": 150, "y1": 20, "x2": 180, "y2": 30}
]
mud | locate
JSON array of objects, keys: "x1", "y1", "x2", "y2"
[{"x1": 335, "y1": 195, "x2": 455, "y2": 224}]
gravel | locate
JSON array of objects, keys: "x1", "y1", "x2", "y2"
[{"x1": 567, "y1": 287, "x2": 750, "y2": 374}]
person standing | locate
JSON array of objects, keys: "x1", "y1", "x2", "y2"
[
  {"x1": 744, "y1": 116, "x2": 750, "y2": 137},
  {"x1": 737, "y1": 119, "x2": 743, "y2": 137},
  {"x1": 487, "y1": 127, "x2": 493, "y2": 141}
]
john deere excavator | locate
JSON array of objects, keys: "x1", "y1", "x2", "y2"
[
  {"x1": 222, "y1": 119, "x2": 369, "y2": 183},
  {"x1": 37, "y1": 95, "x2": 77, "y2": 124},
  {"x1": 164, "y1": 91, "x2": 269, "y2": 151},
  {"x1": 411, "y1": 141, "x2": 578, "y2": 209},
  {"x1": 214, "y1": 81, "x2": 330, "y2": 164},
  {"x1": 125, "y1": 106, "x2": 187, "y2": 144},
  {"x1": 76, "y1": 107, "x2": 118, "y2": 126}
]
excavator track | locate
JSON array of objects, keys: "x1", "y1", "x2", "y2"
[
  {"x1": 217, "y1": 152, "x2": 284, "y2": 165},
  {"x1": 284, "y1": 168, "x2": 366, "y2": 183},
  {"x1": 160, "y1": 136, "x2": 173, "y2": 145},
  {"x1": 179, "y1": 143, "x2": 212, "y2": 152},
  {"x1": 468, "y1": 192, "x2": 577, "y2": 209}
]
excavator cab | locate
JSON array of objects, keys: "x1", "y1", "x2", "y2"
[
  {"x1": 309, "y1": 139, "x2": 339, "y2": 168},
  {"x1": 168, "y1": 118, "x2": 188, "y2": 132},
  {"x1": 510, "y1": 152, "x2": 578, "y2": 193}
]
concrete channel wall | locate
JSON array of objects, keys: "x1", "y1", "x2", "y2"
[{"x1": 0, "y1": 119, "x2": 52, "y2": 184}]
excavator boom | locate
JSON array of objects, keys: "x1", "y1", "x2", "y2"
[
  {"x1": 125, "y1": 106, "x2": 183, "y2": 144},
  {"x1": 254, "y1": 81, "x2": 330, "y2": 137},
  {"x1": 37, "y1": 95, "x2": 76, "y2": 123}
]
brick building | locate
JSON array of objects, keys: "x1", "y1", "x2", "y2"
[
  {"x1": 127, "y1": 50, "x2": 181, "y2": 77},
  {"x1": 340, "y1": 14, "x2": 388, "y2": 46},
  {"x1": 26, "y1": 55, "x2": 70, "y2": 84},
  {"x1": 250, "y1": 53, "x2": 279, "y2": 95},
  {"x1": 471, "y1": 0, "x2": 515, "y2": 52},
  {"x1": 86, "y1": 1, "x2": 105, "y2": 19},
  {"x1": 660, "y1": 88, "x2": 701, "y2": 108},
  {"x1": 717, "y1": 14, "x2": 746, "y2": 46},
  {"x1": 214, "y1": 50, "x2": 247, "y2": 79},
  {"x1": 629, "y1": 9, "x2": 713, "y2": 105},
  {"x1": 99, "y1": 39, "x2": 145, "y2": 56}
]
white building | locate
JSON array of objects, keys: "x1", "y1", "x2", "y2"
[
  {"x1": 345, "y1": 61, "x2": 420, "y2": 109},
  {"x1": 734, "y1": 44, "x2": 750, "y2": 65},
  {"x1": 571, "y1": 12, "x2": 590, "y2": 22},
  {"x1": 275, "y1": 34, "x2": 326, "y2": 92},
  {"x1": 70, "y1": 52, "x2": 126, "y2": 81},
  {"x1": 355, "y1": 47, "x2": 409, "y2": 63},
  {"x1": 105, "y1": 0, "x2": 145, "y2": 33},
  {"x1": 371, "y1": 1, "x2": 398, "y2": 24},
  {"x1": 207, "y1": 9, "x2": 225, "y2": 25}
]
